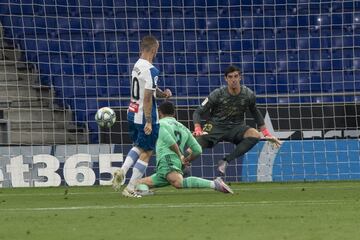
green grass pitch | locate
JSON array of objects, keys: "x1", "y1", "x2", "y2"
[{"x1": 0, "y1": 181, "x2": 360, "y2": 240}]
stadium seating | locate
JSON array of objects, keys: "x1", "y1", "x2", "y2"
[{"x1": 0, "y1": 0, "x2": 359, "y2": 142}]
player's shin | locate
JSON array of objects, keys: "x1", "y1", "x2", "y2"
[
  {"x1": 127, "y1": 159, "x2": 148, "y2": 190},
  {"x1": 121, "y1": 147, "x2": 141, "y2": 175},
  {"x1": 182, "y1": 177, "x2": 214, "y2": 189},
  {"x1": 224, "y1": 137, "x2": 259, "y2": 162}
]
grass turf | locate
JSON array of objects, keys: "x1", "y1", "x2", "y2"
[{"x1": 0, "y1": 181, "x2": 360, "y2": 240}]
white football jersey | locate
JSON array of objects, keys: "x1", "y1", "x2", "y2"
[{"x1": 127, "y1": 58, "x2": 159, "y2": 124}]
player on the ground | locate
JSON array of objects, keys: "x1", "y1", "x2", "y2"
[
  {"x1": 192, "y1": 65, "x2": 282, "y2": 177},
  {"x1": 136, "y1": 101, "x2": 233, "y2": 194},
  {"x1": 112, "y1": 35, "x2": 172, "y2": 198}
]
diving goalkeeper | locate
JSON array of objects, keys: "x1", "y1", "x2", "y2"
[
  {"x1": 193, "y1": 65, "x2": 282, "y2": 177},
  {"x1": 136, "y1": 101, "x2": 233, "y2": 195}
]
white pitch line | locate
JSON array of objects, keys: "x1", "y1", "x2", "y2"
[
  {"x1": 0, "y1": 184, "x2": 359, "y2": 197},
  {"x1": 0, "y1": 199, "x2": 357, "y2": 212}
]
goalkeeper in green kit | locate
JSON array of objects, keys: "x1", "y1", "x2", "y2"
[{"x1": 136, "y1": 101, "x2": 233, "y2": 195}]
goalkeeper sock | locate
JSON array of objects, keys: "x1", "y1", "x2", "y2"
[
  {"x1": 225, "y1": 137, "x2": 259, "y2": 162},
  {"x1": 182, "y1": 177, "x2": 215, "y2": 189},
  {"x1": 121, "y1": 147, "x2": 140, "y2": 175},
  {"x1": 127, "y1": 159, "x2": 148, "y2": 190}
]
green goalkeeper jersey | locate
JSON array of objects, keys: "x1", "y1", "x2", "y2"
[{"x1": 156, "y1": 117, "x2": 202, "y2": 163}]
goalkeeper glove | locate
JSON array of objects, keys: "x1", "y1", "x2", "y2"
[
  {"x1": 261, "y1": 128, "x2": 272, "y2": 137},
  {"x1": 193, "y1": 126, "x2": 203, "y2": 136}
]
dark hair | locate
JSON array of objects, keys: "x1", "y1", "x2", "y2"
[
  {"x1": 158, "y1": 101, "x2": 175, "y2": 116},
  {"x1": 224, "y1": 65, "x2": 241, "y2": 77},
  {"x1": 140, "y1": 35, "x2": 158, "y2": 52}
]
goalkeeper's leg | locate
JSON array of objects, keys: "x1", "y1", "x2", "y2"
[{"x1": 218, "y1": 127, "x2": 260, "y2": 176}]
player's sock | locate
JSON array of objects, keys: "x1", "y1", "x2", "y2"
[
  {"x1": 224, "y1": 137, "x2": 259, "y2": 162},
  {"x1": 182, "y1": 177, "x2": 215, "y2": 189},
  {"x1": 127, "y1": 159, "x2": 148, "y2": 190},
  {"x1": 121, "y1": 147, "x2": 140, "y2": 175}
]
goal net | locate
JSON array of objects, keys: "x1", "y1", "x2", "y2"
[{"x1": 0, "y1": 0, "x2": 359, "y2": 187}]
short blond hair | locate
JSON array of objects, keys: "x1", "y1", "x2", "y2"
[{"x1": 140, "y1": 35, "x2": 158, "y2": 52}]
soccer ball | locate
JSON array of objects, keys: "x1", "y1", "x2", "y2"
[{"x1": 95, "y1": 107, "x2": 116, "y2": 128}]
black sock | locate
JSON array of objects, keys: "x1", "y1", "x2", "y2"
[{"x1": 224, "y1": 137, "x2": 260, "y2": 162}]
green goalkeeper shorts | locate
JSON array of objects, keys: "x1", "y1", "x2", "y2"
[{"x1": 150, "y1": 155, "x2": 183, "y2": 188}]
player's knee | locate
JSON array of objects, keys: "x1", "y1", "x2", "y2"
[
  {"x1": 139, "y1": 150, "x2": 153, "y2": 162},
  {"x1": 244, "y1": 128, "x2": 261, "y2": 139},
  {"x1": 171, "y1": 180, "x2": 183, "y2": 189},
  {"x1": 168, "y1": 177, "x2": 183, "y2": 189}
]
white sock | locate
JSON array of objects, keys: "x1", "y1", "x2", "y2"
[
  {"x1": 121, "y1": 147, "x2": 140, "y2": 175},
  {"x1": 127, "y1": 159, "x2": 148, "y2": 190}
]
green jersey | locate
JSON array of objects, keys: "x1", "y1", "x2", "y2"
[{"x1": 156, "y1": 117, "x2": 202, "y2": 162}]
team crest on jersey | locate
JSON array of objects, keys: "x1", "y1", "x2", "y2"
[{"x1": 201, "y1": 97, "x2": 209, "y2": 106}]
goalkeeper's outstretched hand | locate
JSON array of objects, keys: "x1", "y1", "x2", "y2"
[
  {"x1": 193, "y1": 126, "x2": 208, "y2": 136},
  {"x1": 265, "y1": 136, "x2": 282, "y2": 148}
]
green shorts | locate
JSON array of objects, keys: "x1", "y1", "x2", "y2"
[{"x1": 150, "y1": 155, "x2": 183, "y2": 188}]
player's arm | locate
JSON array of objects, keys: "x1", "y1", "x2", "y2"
[
  {"x1": 192, "y1": 90, "x2": 217, "y2": 136},
  {"x1": 156, "y1": 88, "x2": 172, "y2": 99},
  {"x1": 143, "y1": 68, "x2": 158, "y2": 135},
  {"x1": 248, "y1": 93, "x2": 282, "y2": 148},
  {"x1": 143, "y1": 88, "x2": 154, "y2": 135},
  {"x1": 183, "y1": 129, "x2": 203, "y2": 164}
]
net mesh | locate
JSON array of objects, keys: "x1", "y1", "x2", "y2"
[{"x1": 0, "y1": 0, "x2": 359, "y2": 186}]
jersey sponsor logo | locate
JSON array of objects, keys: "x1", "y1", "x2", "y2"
[
  {"x1": 201, "y1": 97, "x2": 209, "y2": 106},
  {"x1": 128, "y1": 102, "x2": 139, "y2": 113}
]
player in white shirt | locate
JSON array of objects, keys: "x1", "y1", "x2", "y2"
[{"x1": 112, "y1": 35, "x2": 172, "y2": 198}]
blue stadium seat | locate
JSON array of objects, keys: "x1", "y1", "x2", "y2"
[
  {"x1": 165, "y1": 18, "x2": 184, "y2": 30},
  {"x1": 332, "y1": 13, "x2": 343, "y2": 26},
  {"x1": 53, "y1": 76, "x2": 84, "y2": 88},
  {"x1": 297, "y1": 38, "x2": 309, "y2": 49},
  {"x1": 6, "y1": 0, "x2": 35, "y2": 15},
  {"x1": 241, "y1": 17, "x2": 253, "y2": 28},
  {"x1": 147, "y1": 18, "x2": 160, "y2": 30},
  {"x1": 209, "y1": 76, "x2": 221, "y2": 86},
  {"x1": 254, "y1": 53, "x2": 265, "y2": 72},
  {"x1": 183, "y1": 8, "x2": 195, "y2": 18},
  {"x1": 79, "y1": 0, "x2": 113, "y2": 7},
  {"x1": 206, "y1": 18, "x2": 219, "y2": 30},
  {"x1": 258, "y1": 39, "x2": 275, "y2": 51},
  {"x1": 229, "y1": 4, "x2": 240, "y2": 18},
  {"x1": 242, "y1": 54, "x2": 254, "y2": 72},
  {"x1": 229, "y1": 16, "x2": 241, "y2": 29},
  {"x1": 309, "y1": 37, "x2": 320, "y2": 49},
  {"x1": 218, "y1": 18, "x2": 230, "y2": 29},
  {"x1": 241, "y1": 38, "x2": 254, "y2": 51},
  {"x1": 297, "y1": 15, "x2": 309, "y2": 27},
  {"x1": 185, "y1": 41, "x2": 197, "y2": 52},
  {"x1": 5, "y1": 0, "x2": 359, "y2": 140},
  {"x1": 34, "y1": 0, "x2": 77, "y2": 16}
]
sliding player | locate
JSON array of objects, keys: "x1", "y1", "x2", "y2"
[
  {"x1": 136, "y1": 101, "x2": 233, "y2": 195},
  {"x1": 193, "y1": 65, "x2": 282, "y2": 177}
]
